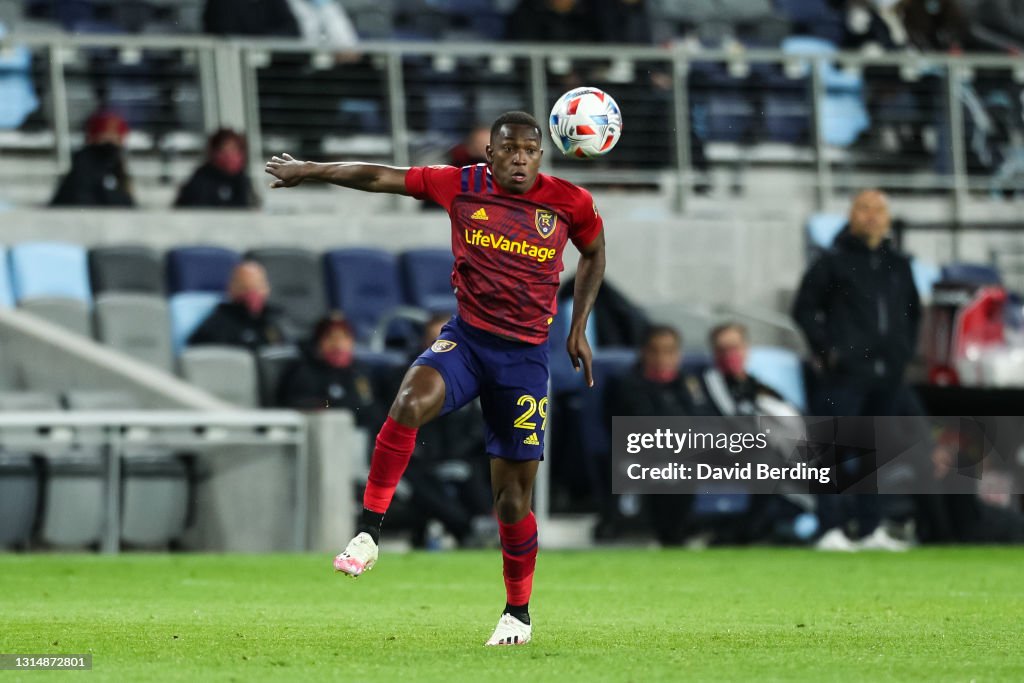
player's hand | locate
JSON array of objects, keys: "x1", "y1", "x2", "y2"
[
  {"x1": 566, "y1": 328, "x2": 594, "y2": 388},
  {"x1": 265, "y1": 153, "x2": 306, "y2": 188}
]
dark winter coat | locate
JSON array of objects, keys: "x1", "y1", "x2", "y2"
[
  {"x1": 277, "y1": 353, "x2": 381, "y2": 428},
  {"x1": 50, "y1": 143, "x2": 134, "y2": 207},
  {"x1": 792, "y1": 228, "x2": 921, "y2": 385},
  {"x1": 174, "y1": 163, "x2": 258, "y2": 209},
  {"x1": 187, "y1": 301, "x2": 289, "y2": 351}
]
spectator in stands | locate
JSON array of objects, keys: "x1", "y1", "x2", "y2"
[
  {"x1": 792, "y1": 189, "x2": 921, "y2": 551},
  {"x1": 447, "y1": 125, "x2": 490, "y2": 167},
  {"x1": 972, "y1": 0, "x2": 1024, "y2": 48},
  {"x1": 557, "y1": 275, "x2": 649, "y2": 349},
  {"x1": 175, "y1": 129, "x2": 258, "y2": 209},
  {"x1": 188, "y1": 261, "x2": 289, "y2": 350},
  {"x1": 203, "y1": 0, "x2": 299, "y2": 36},
  {"x1": 699, "y1": 322, "x2": 800, "y2": 417},
  {"x1": 278, "y1": 312, "x2": 382, "y2": 427},
  {"x1": 285, "y1": 0, "x2": 359, "y2": 48},
  {"x1": 506, "y1": 0, "x2": 597, "y2": 44},
  {"x1": 394, "y1": 313, "x2": 495, "y2": 548},
  {"x1": 600, "y1": 324, "x2": 704, "y2": 544},
  {"x1": 50, "y1": 110, "x2": 134, "y2": 207},
  {"x1": 900, "y1": 0, "x2": 968, "y2": 52}
]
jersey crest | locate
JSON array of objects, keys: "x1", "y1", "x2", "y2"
[
  {"x1": 534, "y1": 209, "x2": 558, "y2": 239},
  {"x1": 430, "y1": 339, "x2": 458, "y2": 353}
]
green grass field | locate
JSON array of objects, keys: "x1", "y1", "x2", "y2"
[{"x1": 2, "y1": 548, "x2": 1023, "y2": 682}]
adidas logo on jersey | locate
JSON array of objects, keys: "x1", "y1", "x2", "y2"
[
  {"x1": 523, "y1": 433, "x2": 540, "y2": 446},
  {"x1": 471, "y1": 208, "x2": 489, "y2": 220}
]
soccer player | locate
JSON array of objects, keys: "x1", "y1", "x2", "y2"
[{"x1": 264, "y1": 111, "x2": 605, "y2": 646}]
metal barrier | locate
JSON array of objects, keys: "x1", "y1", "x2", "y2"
[
  {"x1": 2, "y1": 34, "x2": 1022, "y2": 216},
  {"x1": 0, "y1": 410, "x2": 308, "y2": 553}
]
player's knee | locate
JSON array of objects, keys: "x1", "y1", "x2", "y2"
[
  {"x1": 389, "y1": 388, "x2": 432, "y2": 427},
  {"x1": 493, "y1": 488, "x2": 529, "y2": 524}
]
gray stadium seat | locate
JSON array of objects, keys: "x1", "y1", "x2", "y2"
[
  {"x1": 19, "y1": 297, "x2": 92, "y2": 337},
  {"x1": 89, "y1": 245, "x2": 165, "y2": 295},
  {"x1": 63, "y1": 390, "x2": 139, "y2": 411},
  {"x1": 38, "y1": 449, "x2": 105, "y2": 549},
  {"x1": 256, "y1": 344, "x2": 300, "y2": 408},
  {"x1": 94, "y1": 293, "x2": 175, "y2": 373},
  {"x1": 120, "y1": 452, "x2": 190, "y2": 548},
  {"x1": 0, "y1": 453, "x2": 40, "y2": 549},
  {"x1": 179, "y1": 345, "x2": 259, "y2": 407},
  {"x1": 246, "y1": 247, "x2": 328, "y2": 337},
  {"x1": 0, "y1": 391, "x2": 61, "y2": 411}
]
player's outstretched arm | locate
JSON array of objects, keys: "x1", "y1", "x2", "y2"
[
  {"x1": 567, "y1": 230, "x2": 606, "y2": 388},
  {"x1": 265, "y1": 153, "x2": 411, "y2": 195}
]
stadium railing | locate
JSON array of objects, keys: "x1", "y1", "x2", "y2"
[{"x1": 1, "y1": 33, "x2": 1022, "y2": 217}]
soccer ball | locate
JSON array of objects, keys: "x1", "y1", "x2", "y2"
[{"x1": 549, "y1": 87, "x2": 623, "y2": 159}]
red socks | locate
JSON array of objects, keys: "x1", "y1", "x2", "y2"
[
  {"x1": 362, "y1": 416, "x2": 418, "y2": 514},
  {"x1": 499, "y1": 512, "x2": 538, "y2": 607}
]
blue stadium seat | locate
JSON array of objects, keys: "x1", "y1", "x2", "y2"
[
  {"x1": 806, "y1": 213, "x2": 846, "y2": 251},
  {"x1": 0, "y1": 39, "x2": 39, "y2": 130},
  {"x1": 772, "y1": 0, "x2": 845, "y2": 43},
  {"x1": 576, "y1": 348, "x2": 638, "y2": 464},
  {"x1": 0, "y1": 246, "x2": 14, "y2": 308},
  {"x1": 910, "y1": 259, "x2": 943, "y2": 300},
  {"x1": 165, "y1": 246, "x2": 240, "y2": 295},
  {"x1": 746, "y1": 345, "x2": 807, "y2": 413},
  {"x1": 941, "y1": 262, "x2": 1002, "y2": 286},
  {"x1": 324, "y1": 248, "x2": 403, "y2": 342},
  {"x1": 400, "y1": 248, "x2": 456, "y2": 312},
  {"x1": 548, "y1": 298, "x2": 599, "y2": 395},
  {"x1": 9, "y1": 241, "x2": 91, "y2": 304},
  {"x1": 168, "y1": 292, "x2": 221, "y2": 354}
]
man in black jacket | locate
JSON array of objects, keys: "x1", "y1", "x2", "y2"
[
  {"x1": 175, "y1": 129, "x2": 258, "y2": 209},
  {"x1": 50, "y1": 110, "x2": 135, "y2": 208},
  {"x1": 187, "y1": 261, "x2": 289, "y2": 350},
  {"x1": 792, "y1": 189, "x2": 921, "y2": 551}
]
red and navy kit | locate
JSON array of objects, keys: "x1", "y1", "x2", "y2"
[
  {"x1": 405, "y1": 163, "x2": 603, "y2": 460},
  {"x1": 404, "y1": 163, "x2": 602, "y2": 344}
]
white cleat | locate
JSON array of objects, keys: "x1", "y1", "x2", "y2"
[
  {"x1": 485, "y1": 613, "x2": 532, "y2": 646},
  {"x1": 815, "y1": 527, "x2": 860, "y2": 552},
  {"x1": 333, "y1": 532, "x2": 379, "y2": 577},
  {"x1": 858, "y1": 525, "x2": 911, "y2": 552}
]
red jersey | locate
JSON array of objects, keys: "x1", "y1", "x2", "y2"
[{"x1": 405, "y1": 164, "x2": 603, "y2": 344}]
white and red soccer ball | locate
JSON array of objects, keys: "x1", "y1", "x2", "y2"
[{"x1": 549, "y1": 87, "x2": 623, "y2": 159}]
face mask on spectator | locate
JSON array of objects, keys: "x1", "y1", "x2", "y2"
[
  {"x1": 322, "y1": 348, "x2": 354, "y2": 368},
  {"x1": 238, "y1": 291, "x2": 267, "y2": 316},
  {"x1": 213, "y1": 147, "x2": 246, "y2": 176},
  {"x1": 643, "y1": 366, "x2": 679, "y2": 384},
  {"x1": 715, "y1": 349, "x2": 746, "y2": 378}
]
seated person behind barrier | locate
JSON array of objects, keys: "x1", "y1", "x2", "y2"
[
  {"x1": 278, "y1": 313, "x2": 382, "y2": 428},
  {"x1": 699, "y1": 322, "x2": 801, "y2": 417},
  {"x1": 50, "y1": 110, "x2": 135, "y2": 207},
  {"x1": 188, "y1": 261, "x2": 289, "y2": 350},
  {"x1": 175, "y1": 129, "x2": 259, "y2": 209},
  {"x1": 602, "y1": 324, "x2": 705, "y2": 544}
]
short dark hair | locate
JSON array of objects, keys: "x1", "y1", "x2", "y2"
[
  {"x1": 709, "y1": 322, "x2": 748, "y2": 347},
  {"x1": 207, "y1": 127, "x2": 246, "y2": 156},
  {"x1": 313, "y1": 311, "x2": 354, "y2": 344},
  {"x1": 490, "y1": 111, "x2": 542, "y2": 141},
  {"x1": 643, "y1": 324, "x2": 682, "y2": 348}
]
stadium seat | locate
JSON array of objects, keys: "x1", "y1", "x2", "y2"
[
  {"x1": 0, "y1": 245, "x2": 14, "y2": 308},
  {"x1": 354, "y1": 348, "x2": 409, "y2": 397},
  {"x1": 746, "y1": 345, "x2": 807, "y2": 413},
  {"x1": 910, "y1": 259, "x2": 943, "y2": 302},
  {"x1": 120, "y1": 451, "x2": 190, "y2": 548},
  {"x1": 165, "y1": 245, "x2": 240, "y2": 295},
  {"x1": 9, "y1": 241, "x2": 91, "y2": 304},
  {"x1": 324, "y1": 248, "x2": 403, "y2": 342},
  {"x1": 38, "y1": 449, "x2": 106, "y2": 549},
  {"x1": 19, "y1": 297, "x2": 92, "y2": 337},
  {"x1": 0, "y1": 39, "x2": 39, "y2": 130},
  {"x1": 89, "y1": 245, "x2": 164, "y2": 295},
  {"x1": 63, "y1": 390, "x2": 138, "y2": 410},
  {"x1": 168, "y1": 292, "x2": 221, "y2": 355},
  {"x1": 0, "y1": 452, "x2": 39, "y2": 549},
  {"x1": 179, "y1": 345, "x2": 259, "y2": 407},
  {"x1": 245, "y1": 247, "x2": 328, "y2": 336},
  {"x1": 941, "y1": 262, "x2": 1002, "y2": 286},
  {"x1": 0, "y1": 390, "x2": 61, "y2": 411},
  {"x1": 806, "y1": 213, "x2": 846, "y2": 252},
  {"x1": 256, "y1": 344, "x2": 300, "y2": 408},
  {"x1": 576, "y1": 348, "x2": 639, "y2": 463},
  {"x1": 94, "y1": 294, "x2": 175, "y2": 373},
  {"x1": 399, "y1": 248, "x2": 456, "y2": 312}
]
